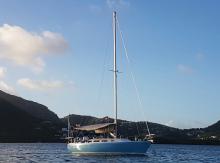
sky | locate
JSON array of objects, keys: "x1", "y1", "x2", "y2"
[{"x1": 0, "y1": 0, "x2": 220, "y2": 129}]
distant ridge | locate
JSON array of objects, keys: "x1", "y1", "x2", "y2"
[
  {"x1": 0, "y1": 90, "x2": 63, "y2": 142},
  {"x1": 0, "y1": 90, "x2": 60, "y2": 123},
  {"x1": 0, "y1": 89, "x2": 219, "y2": 144},
  {"x1": 203, "y1": 120, "x2": 220, "y2": 137},
  {"x1": 62, "y1": 114, "x2": 220, "y2": 145},
  {"x1": 62, "y1": 114, "x2": 184, "y2": 139}
]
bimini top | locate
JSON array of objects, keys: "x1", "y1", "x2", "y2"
[{"x1": 74, "y1": 123, "x2": 115, "y2": 134}]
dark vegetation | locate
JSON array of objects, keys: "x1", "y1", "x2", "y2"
[
  {"x1": 0, "y1": 90, "x2": 63, "y2": 142},
  {"x1": 62, "y1": 114, "x2": 220, "y2": 145}
]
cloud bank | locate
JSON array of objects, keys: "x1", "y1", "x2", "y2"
[
  {"x1": 0, "y1": 67, "x2": 16, "y2": 95},
  {"x1": 17, "y1": 78, "x2": 63, "y2": 91},
  {"x1": 0, "y1": 67, "x2": 6, "y2": 78},
  {"x1": 0, "y1": 24, "x2": 68, "y2": 72},
  {"x1": 0, "y1": 81, "x2": 16, "y2": 95}
]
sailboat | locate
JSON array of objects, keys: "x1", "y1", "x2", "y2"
[{"x1": 67, "y1": 11, "x2": 151, "y2": 155}]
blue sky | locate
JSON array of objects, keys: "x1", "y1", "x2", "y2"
[{"x1": 0, "y1": 0, "x2": 220, "y2": 129}]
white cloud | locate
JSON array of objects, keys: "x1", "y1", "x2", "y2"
[
  {"x1": 0, "y1": 81, "x2": 16, "y2": 95},
  {"x1": 0, "y1": 24, "x2": 68, "y2": 72},
  {"x1": 17, "y1": 78, "x2": 63, "y2": 91},
  {"x1": 106, "y1": 0, "x2": 130, "y2": 9},
  {"x1": 0, "y1": 67, "x2": 6, "y2": 78},
  {"x1": 177, "y1": 64, "x2": 195, "y2": 75}
]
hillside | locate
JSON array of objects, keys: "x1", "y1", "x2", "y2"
[
  {"x1": 0, "y1": 90, "x2": 60, "y2": 123},
  {"x1": 200, "y1": 121, "x2": 220, "y2": 139},
  {"x1": 0, "y1": 90, "x2": 63, "y2": 142},
  {"x1": 62, "y1": 114, "x2": 182, "y2": 137},
  {"x1": 62, "y1": 114, "x2": 220, "y2": 145},
  {"x1": 0, "y1": 89, "x2": 219, "y2": 144},
  {"x1": 62, "y1": 114, "x2": 187, "y2": 142}
]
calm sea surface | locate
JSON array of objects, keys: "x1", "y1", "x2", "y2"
[{"x1": 0, "y1": 143, "x2": 219, "y2": 163}]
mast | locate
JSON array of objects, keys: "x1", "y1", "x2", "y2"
[{"x1": 113, "y1": 11, "x2": 118, "y2": 138}]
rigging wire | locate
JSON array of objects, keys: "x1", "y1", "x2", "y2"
[
  {"x1": 116, "y1": 15, "x2": 140, "y2": 137},
  {"x1": 116, "y1": 17, "x2": 151, "y2": 136}
]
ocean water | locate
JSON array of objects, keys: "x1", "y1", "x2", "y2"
[{"x1": 0, "y1": 143, "x2": 219, "y2": 163}]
